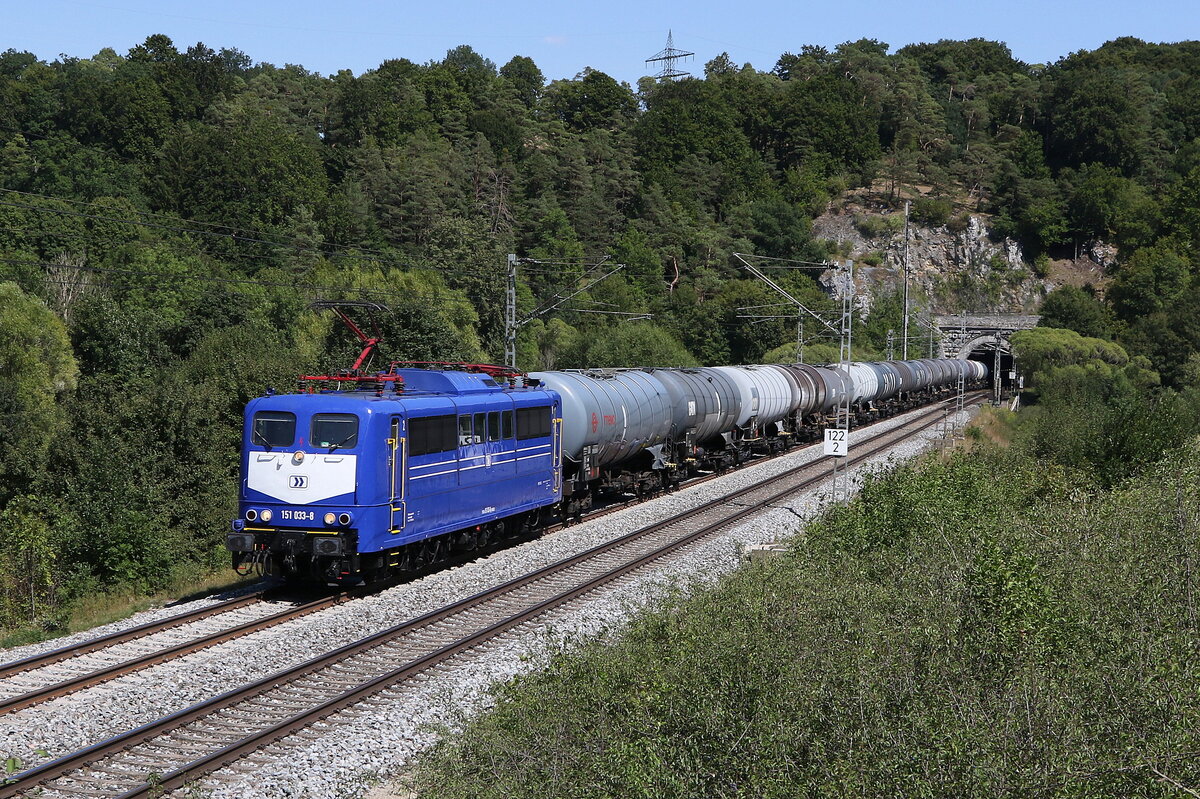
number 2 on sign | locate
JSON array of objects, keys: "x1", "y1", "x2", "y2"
[{"x1": 824, "y1": 428, "x2": 848, "y2": 457}]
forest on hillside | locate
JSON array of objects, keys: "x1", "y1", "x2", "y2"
[{"x1": 2, "y1": 34, "x2": 1200, "y2": 632}]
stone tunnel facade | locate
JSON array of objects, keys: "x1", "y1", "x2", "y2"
[{"x1": 933, "y1": 314, "x2": 1040, "y2": 358}]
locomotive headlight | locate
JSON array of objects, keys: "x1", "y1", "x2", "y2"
[
  {"x1": 260, "y1": 508, "x2": 273, "y2": 523},
  {"x1": 245, "y1": 509, "x2": 258, "y2": 522},
  {"x1": 323, "y1": 512, "x2": 336, "y2": 526},
  {"x1": 338, "y1": 512, "x2": 352, "y2": 526}
]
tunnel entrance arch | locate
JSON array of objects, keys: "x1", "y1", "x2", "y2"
[
  {"x1": 934, "y1": 314, "x2": 1037, "y2": 397},
  {"x1": 959, "y1": 334, "x2": 1016, "y2": 394}
]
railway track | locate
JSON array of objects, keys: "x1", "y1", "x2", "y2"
[
  {"x1": 2, "y1": 394, "x2": 981, "y2": 799},
  {"x1": 0, "y1": 592, "x2": 266, "y2": 684},
  {"x1": 0, "y1": 592, "x2": 354, "y2": 718}
]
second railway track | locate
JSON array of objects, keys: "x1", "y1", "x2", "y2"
[
  {"x1": 2, "y1": 394, "x2": 982, "y2": 799},
  {"x1": 0, "y1": 593, "x2": 350, "y2": 718}
]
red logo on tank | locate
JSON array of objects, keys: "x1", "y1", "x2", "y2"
[{"x1": 591, "y1": 412, "x2": 598, "y2": 433}]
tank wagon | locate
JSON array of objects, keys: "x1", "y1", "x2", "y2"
[{"x1": 228, "y1": 358, "x2": 986, "y2": 584}]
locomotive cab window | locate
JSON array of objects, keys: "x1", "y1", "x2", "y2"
[
  {"x1": 409, "y1": 415, "x2": 456, "y2": 456},
  {"x1": 516, "y1": 406, "x2": 552, "y2": 440},
  {"x1": 312, "y1": 413, "x2": 358, "y2": 450},
  {"x1": 252, "y1": 411, "x2": 295, "y2": 449}
]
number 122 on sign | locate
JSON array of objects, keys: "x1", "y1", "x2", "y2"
[{"x1": 824, "y1": 428, "x2": 848, "y2": 457}]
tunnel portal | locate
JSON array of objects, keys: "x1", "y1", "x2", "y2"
[{"x1": 934, "y1": 314, "x2": 1039, "y2": 396}]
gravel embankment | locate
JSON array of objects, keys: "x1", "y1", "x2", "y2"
[
  {"x1": 0, "y1": 403, "x2": 974, "y2": 796},
  {"x1": 0, "y1": 599, "x2": 304, "y2": 703}
]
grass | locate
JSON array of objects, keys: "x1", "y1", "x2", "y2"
[
  {"x1": 965, "y1": 404, "x2": 1019, "y2": 448},
  {"x1": 0, "y1": 567, "x2": 258, "y2": 649}
]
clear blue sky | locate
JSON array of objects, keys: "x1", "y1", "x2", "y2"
[{"x1": 6, "y1": 0, "x2": 1194, "y2": 84}]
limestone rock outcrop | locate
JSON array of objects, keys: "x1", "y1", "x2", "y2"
[{"x1": 812, "y1": 207, "x2": 1053, "y2": 316}]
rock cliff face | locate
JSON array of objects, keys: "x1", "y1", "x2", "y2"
[{"x1": 812, "y1": 207, "x2": 1052, "y2": 316}]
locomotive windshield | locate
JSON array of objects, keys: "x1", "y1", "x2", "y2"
[
  {"x1": 252, "y1": 411, "x2": 295, "y2": 449},
  {"x1": 312, "y1": 413, "x2": 359, "y2": 450}
]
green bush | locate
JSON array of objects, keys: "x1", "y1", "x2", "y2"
[
  {"x1": 413, "y1": 444, "x2": 1200, "y2": 797},
  {"x1": 910, "y1": 196, "x2": 953, "y2": 227},
  {"x1": 854, "y1": 213, "x2": 904, "y2": 239},
  {"x1": 947, "y1": 211, "x2": 973, "y2": 233},
  {"x1": 1009, "y1": 326, "x2": 1198, "y2": 486},
  {"x1": 410, "y1": 319, "x2": 1200, "y2": 798}
]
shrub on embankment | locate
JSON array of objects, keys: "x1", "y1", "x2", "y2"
[{"x1": 412, "y1": 439, "x2": 1200, "y2": 797}]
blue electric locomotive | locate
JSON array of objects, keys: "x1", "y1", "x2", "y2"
[{"x1": 227, "y1": 367, "x2": 562, "y2": 583}]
